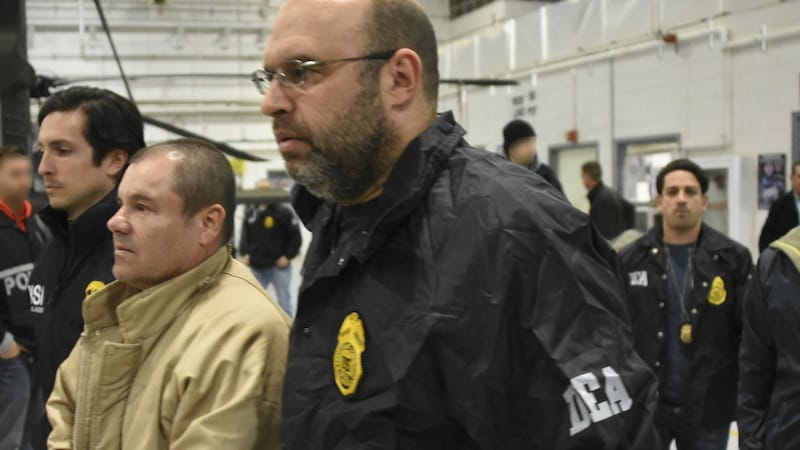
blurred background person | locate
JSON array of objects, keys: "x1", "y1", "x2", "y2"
[
  {"x1": 239, "y1": 179, "x2": 301, "y2": 317},
  {"x1": 502, "y1": 119, "x2": 564, "y2": 193},
  {"x1": 758, "y1": 161, "x2": 800, "y2": 253},
  {"x1": 581, "y1": 160, "x2": 635, "y2": 241},
  {"x1": 0, "y1": 145, "x2": 41, "y2": 450}
]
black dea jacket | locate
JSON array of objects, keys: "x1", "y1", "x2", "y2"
[
  {"x1": 619, "y1": 222, "x2": 753, "y2": 428},
  {"x1": 281, "y1": 112, "x2": 658, "y2": 450},
  {"x1": 739, "y1": 227, "x2": 800, "y2": 450}
]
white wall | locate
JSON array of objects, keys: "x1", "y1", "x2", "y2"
[
  {"x1": 24, "y1": 0, "x2": 800, "y2": 254},
  {"x1": 435, "y1": 0, "x2": 800, "y2": 255}
]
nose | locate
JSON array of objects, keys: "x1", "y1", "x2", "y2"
[
  {"x1": 38, "y1": 150, "x2": 53, "y2": 176},
  {"x1": 260, "y1": 82, "x2": 292, "y2": 118},
  {"x1": 107, "y1": 208, "x2": 131, "y2": 234}
]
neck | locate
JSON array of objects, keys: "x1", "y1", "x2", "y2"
[
  {"x1": 343, "y1": 116, "x2": 430, "y2": 207},
  {"x1": 4, "y1": 199, "x2": 25, "y2": 217},
  {"x1": 0, "y1": 194, "x2": 25, "y2": 217},
  {"x1": 662, "y1": 221, "x2": 701, "y2": 245},
  {"x1": 68, "y1": 185, "x2": 114, "y2": 221}
]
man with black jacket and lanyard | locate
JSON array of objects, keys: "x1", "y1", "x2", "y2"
[
  {"x1": 258, "y1": 0, "x2": 658, "y2": 448},
  {"x1": 620, "y1": 159, "x2": 754, "y2": 450},
  {"x1": 239, "y1": 179, "x2": 302, "y2": 317},
  {"x1": 0, "y1": 145, "x2": 43, "y2": 450},
  {"x1": 25, "y1": 86, "x2": 144, "y2": 448},
  {"x1": 739, "y1": 225, "x2": 800, "y2": 449}
]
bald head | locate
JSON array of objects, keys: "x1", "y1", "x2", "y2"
[
  {"x1": 261, "y1": 0, "x2": 439, "y2": 205},
  {"x1": 269, "y1": 0, "x2": 438, "y2": 107}
]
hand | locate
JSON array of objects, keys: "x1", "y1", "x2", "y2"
[
  {"x1": 242, "y1": 255, "x2": 250, "y2": 266},
  {"x1": 0, "y1": 340, "x2": 22, "y2": 360},
  {"x1": 276, "y1": 256, "x2": 290, "y2": 269}
]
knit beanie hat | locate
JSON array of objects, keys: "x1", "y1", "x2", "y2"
[{"x1": 502, "y1": 119, "x2": 536, "y2": 157}]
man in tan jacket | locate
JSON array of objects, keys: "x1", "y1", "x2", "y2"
[{"x1": 46, "y1": 139, "x2": 291, "y2": 450}]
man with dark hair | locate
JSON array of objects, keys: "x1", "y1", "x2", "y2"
[
  {"x1": 46, "y1": 139, "x2": 290, "y2": 449},
  {"x1": 240, "y1": 179, "x2": 302, "y2": 317},
  {"x1": 502, "y1": 118, "x2": 564, "y2": 193},
  {"x1": 619, "y1": 158, "x2": 754, "y2": 450},
  {"x1": 581, "y1": 160, "x2": 635, "y2": 240},
  {"x1": 739, "y1": 225, "x2": 800, "y2": 449},
  {"x1": 26, "y1": 86, "x2": 145, "y2": 448},
  {"x1": 758, "y1": 161, "x2": 800, "y2": 252},
  {"x1": 258, "y1": 0, "x2": 657, "y2": 448},
  {"x1": 0, "y1": 145, "x2": 42, "y2": 450}
]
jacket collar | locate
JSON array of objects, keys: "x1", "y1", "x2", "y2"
[
  {"x1": 587, "y1": 182, "x2": 604, "y2": 201},
  {"x1": 82, "y1": 246, "x2": 232, "y2": 343},
  {"x1": 771, "y1": 226, "x2": 800, "y2": 273},
  {"x1": 294, "y1": 112, "x2": 466, "y2": 263},
  {"x1": 638, "y1": 220, "x2": 732, "y2": 254},
  {"x1": 39, "y1": 188, "x2": 119, "y2": 243},
  {"x1": 0, "y1": 199, "x2": 31, "y2": 232}
]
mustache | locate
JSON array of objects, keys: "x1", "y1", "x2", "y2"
[{"x1": 273, "y1": 119, "x2": 311, "y2": 141}]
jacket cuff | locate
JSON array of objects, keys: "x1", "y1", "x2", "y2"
[{"x1": 0, "y1": 332, "x2": 14, "y2": 355}]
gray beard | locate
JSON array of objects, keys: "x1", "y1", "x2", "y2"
[{"x1": 287, "y1": 90, "x2": 394, "y2": 204}]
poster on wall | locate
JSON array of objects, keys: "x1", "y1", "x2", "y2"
[{"x1": 758, "y1": 153, "x2": 786, "y2": 210}]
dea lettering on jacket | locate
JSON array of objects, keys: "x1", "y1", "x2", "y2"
[
  {"x1": 1, "y1": 262, "x2": 34, "y2": 301},
  {"x1": 563, "y1": 366, "x2": 634, "y2": 436}
]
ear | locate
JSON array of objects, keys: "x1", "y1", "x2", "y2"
[
  {"x1": 382, "y1": 48, "x2": 423, "y2": 111},
  {"x1": 701, "y1": 193, "x2": 709, "y2": 210},
  {"x1": 655, "y1": 194, "x2": 664, "y2": 211},
  {"x1": 197, "y1": 204, "x2": 226, "y2": 247},
  {"x1": 103, "y1": 149, "x2": 129, "y2": 179}
]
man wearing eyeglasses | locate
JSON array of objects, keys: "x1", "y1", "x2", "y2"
[{"x1": 258, "y1": 1, "x2": 658, "y2": 449}]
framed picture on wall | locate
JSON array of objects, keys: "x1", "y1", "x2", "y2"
[{"x1": 758, "y1": 153, "x2": 786, "y2": 210}]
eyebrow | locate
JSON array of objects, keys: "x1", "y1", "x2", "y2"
[
  {"x1": 121, "y1": 193, "x2": 156, "y2": 204},
  {"x1": 38, "y1": 139, "x2": 76, "y2": 148}
]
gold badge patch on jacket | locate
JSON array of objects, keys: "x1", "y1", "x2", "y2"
[
  {"x1": 85, "y1": 281, "x2": 106, "y2": 298},
  {"x1": 707, "y1": 276, "x2": 727, "y2": 306},
  {"x1": 333, "y1": 312, "x2": 366, "y2": 397},
  {"x1": 264, "y1": 216, "x2": 274, "y2": 229}
]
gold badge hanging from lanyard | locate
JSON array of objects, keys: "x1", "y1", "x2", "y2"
[
  {"x1": 680, "y1": 322, "x2": 693, "y2": 344},
  {"x1": 666, "y1": 245, "x2": 696, "y2": 346}
]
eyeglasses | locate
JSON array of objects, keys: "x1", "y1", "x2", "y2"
[{"x1": 251, "y1": 49, "x2": 397, "y2": 95}]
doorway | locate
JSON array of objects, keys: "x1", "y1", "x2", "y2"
[{"x1": 549, "y1": 142, "x2": 599, "y2": 213}]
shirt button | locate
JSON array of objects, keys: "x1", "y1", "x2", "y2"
[
  {"x1": 691, "y1": 308, "x2": 699, "y2": 315},
  {"x1": 659, "y1": 302, "x2": 665, "y2": 309},
  {"x1": 651, "y1": 247, "x2": 659, "y2": 255},
  {"x1": 661, "y1": 274, "x2": 667, "y2": 281},
  {"x1": 337, "y1": 258, "x2": 345, "y2": 266},
  {"x1": 702, "y1": 281, "x2": 709, "y2": 288},
  {"x1": 94, "y1": 330, "x2": 101, "y2": 336},
  {"x1": 713, "y1": 254, "x2": 720, "y2": 261},
  {"x1": 302, "y1": 326, "x2": 311, "y2": 336},
  {"x1": 657, "y1": 331, "x2": 664, "y2": 339},
  {"x1": 655, "y1": 361, "x2": 661, "y2": 367}
]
